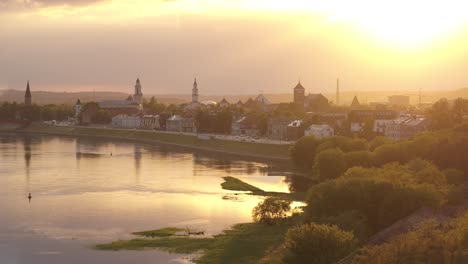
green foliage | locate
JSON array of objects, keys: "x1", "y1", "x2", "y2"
[
  {"x1": 428, "y1": 98, "x2": 468, "y2": 130},
  {"x1": 96, "y1": 237, "x2": 213, "y2": 253},
  {"x1": 91, "y1": 109, "x2": 111, "y2": 124},
  {"x1": 252, "y1": 197, "x2": 292, "y2": 225},
  {"x1": 289, "y1": 135, "x2": 322, "y2": 169},
  {"x1": 306, "y1": 161, "x2": 448, "y2": 233},
  {"x1": 132, "y1": 227, "x2": 185, "y2": 238},
  {"x1": 315, "y1": 210, "x2": 371, "y2": 242},
  {"x1": 345, "y1": 151, "x2": 374, "y2": 169},
  {"x1": 314, "y1": 148, "x2": 347, "y2": 180},
  {"x1": 284, "y1": 223, "x2": 357, "y2": 264},
  {"x1": 443, "y1": 168, "x2": 465, "y2": 185},
  {"x1": 352, "y1": 213, "x2": 468, "y2": 264},
  {"x1": 221, "y1": 177, "x2": 263, "y2": 192},
  {"x1": 369, "y1": 136, "x2": 393, "y2": 151},
  {"x1": 98, "y1": 222, "x2": 294, "y2": 264}
]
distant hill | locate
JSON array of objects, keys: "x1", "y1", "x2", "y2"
[{"x1": 1, "y1": 88, "x2": 467, "y2": 106}]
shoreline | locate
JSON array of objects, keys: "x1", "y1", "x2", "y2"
[{"x1": 12, "y1": 123, "x2": 292, "y2": 163}]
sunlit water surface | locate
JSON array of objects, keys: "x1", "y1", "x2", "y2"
[{"x1": 0, "y1": 134, "x2": 296, "y2": 264}]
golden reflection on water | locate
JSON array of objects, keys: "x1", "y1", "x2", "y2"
[{"x1": 0, "y1": 135, "x2": 292, "y2": 245}]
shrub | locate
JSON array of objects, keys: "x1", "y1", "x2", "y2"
[
  {"x1": 352, "y1": 213, "x2": 468, "y2": 264},
  {"x1": 284, "y1": 223, "x2": 357, "y2": 264},
  {"x1": 252, "y1": 197, "x2": 291, "y2": 225}
]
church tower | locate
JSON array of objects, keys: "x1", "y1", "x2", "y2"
[
  {"x1": 25, "y1": 81, "x2": 32, "y2": 106},
  {"x1": 74, "y1": 99, "x2": 82, "y2": 118},
  {"x1": 192, "y1": 78, "x2": 199, "y2": 103},
  {"x1": 293, "y1": 81, "x2": 305, "y2": 105},
  {"x1": 133, "y1": 78, "x2": 143, "y2": 104}
]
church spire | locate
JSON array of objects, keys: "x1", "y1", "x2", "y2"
[
  {"x1": 25, "y1": 81, "x2": 32, "y2": 106},
  {"x1": 192, "y1": 77, "x2": 199, "y2": 103}
]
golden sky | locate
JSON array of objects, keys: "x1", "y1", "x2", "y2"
[{"x1": 1, "y1": 0, "x2": 467, "y2": 94}]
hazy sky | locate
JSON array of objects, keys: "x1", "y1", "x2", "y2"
[{"x1": 1, "y1": 0, "x2": 467, "y2": 95}]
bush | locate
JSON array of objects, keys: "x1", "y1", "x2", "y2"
[
  {"x1": 284, "y1": 223, "x2": 357, "y2": 264},
  {"x1": 316, "y1": 210, "x2": 371, "y2": 241},
  {"x1": 352, "y1": 213, "x2": 468, "y2": 264},
  {"x1": 443, "y1": 168, "x2": 465, "y2": 185},
  {"x1": 252, "y1": 197, "x2": 291, "y2": 225},
  {"x1": 306, "y1": 175, "x2": 444, "y2": 232}
]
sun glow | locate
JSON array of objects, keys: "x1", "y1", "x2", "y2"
[{"x1": 4, "y1": 0, "x2": 468, "y2": 49}]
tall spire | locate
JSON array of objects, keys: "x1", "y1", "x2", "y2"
[
  {"x1": 192, "y1": 77, "x2": 199, "y2": 103},
  {"x1": 25, "y1": 80, "x2": 32, "y2": 106}
]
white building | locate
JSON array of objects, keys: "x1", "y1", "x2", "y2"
[
  {"x1": 111, "y1": 115, "x2": 141, "y2": 129},
  {"x1": 305, "y1": 124, "x2": 334, "y2": 139},
  {"x1": 166, "y1": 115, "x2": 196, "y2": 133},
  {"x1": 140, "y1": 115, "x2": 160, "y2": 130}
]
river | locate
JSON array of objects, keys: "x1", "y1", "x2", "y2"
[{"x1": 0, "y1": 134, "x2": 298, "y2": 264}]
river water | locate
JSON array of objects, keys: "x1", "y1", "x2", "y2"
[{"x1": 0, "y1": 134, "x2": 296, "y2": 264}]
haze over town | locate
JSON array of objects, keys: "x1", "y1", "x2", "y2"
[{"x1": 1, "y1": 0, "x2": 468, "y2": 94}]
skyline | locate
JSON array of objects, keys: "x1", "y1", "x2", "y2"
[{"x1": 1, "y1": 0, "x2": 468, "y2": 94}]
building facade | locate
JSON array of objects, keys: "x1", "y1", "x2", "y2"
[
  {"x1": 111, "y1": 115, "x2": 141, "y2": 129},
  {"x1": 305, "y1": 124, "x2": 334, "y2": 139}
]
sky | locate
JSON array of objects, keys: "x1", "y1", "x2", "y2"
[{"x1": 1, "y1": 0, "x2": 468, "y2": 95}]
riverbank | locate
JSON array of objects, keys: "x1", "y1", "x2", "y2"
[{"x1": 16, "y1": 123, "x2": 292, "y2": 162}]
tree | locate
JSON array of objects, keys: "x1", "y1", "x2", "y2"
[
  {"x1": 289, "y1": 136, "x2": 322, "y2": 170},
  {"x1": 314, "y1": 148, "x2": 346, "y2": 180},
  {"x1": 252, "y1": 197, "x2": 291, "y2": 225},
  {"x1": 284, "y1": 223, "x2": 357, "y2": 264},
  {"x1": 428, "y1": 98, "x2": 452, "y2": 129}
]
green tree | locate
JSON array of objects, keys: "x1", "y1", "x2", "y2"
[
  {"x1": 284, "y1": 223, "x2": 357, "y2": 264},
  {"x1": 289, "y1": 135, "x2": 322, "y2": 170},
  {"x1": 252, "y1": 197, "x2": 291, "y2": 225},
  {"x1": 314, "y1": 148, "x2": 346, "y2": 180}
]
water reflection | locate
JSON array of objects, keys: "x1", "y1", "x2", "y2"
[{"x1": 0, "y1": 134, "x2": 297, "y2": 264}]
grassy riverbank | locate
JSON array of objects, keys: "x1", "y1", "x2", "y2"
[
  {"x1": 221, "y1": 176, "x2": 306, "y2": 201},
  {"x1": 96, "y1": 222, "x2": 295, "y2": 264},
  {"x1": 18, "y1": 123, "x2": 291, "y2": 161}
]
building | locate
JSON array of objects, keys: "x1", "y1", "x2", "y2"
[
  {"x1": 385, "y1": 116, "x2": 431, "y2": 140},
  {"x1": 305, "y1": 124, "x2": 334, "y2": 139},
  {"x1": 140, "y1": 115, "x2": 160, "y2": 130},
  {"x1": 166, "y1": 115, "x2": 196, "y2": 133},
  {"x1": 287, "y1": 120, "x2": 305, "y2": 141},
  {"x1": 304, "y1": 93, "x2": 329, "y2": 111},
  {"x1": 192, "y1": 78, "x2": 198, "y2": 103},
  {"x1": 293, "y1": 81, "x2": 305, "y2": 105},
  {"x1": 388, "y1": 95, "x2": 410, "y2": 106},
  {"x1": 133, "y1": 78, "x2": 143, "y2": 104},
  {"x1": 218, "y1": 98, "x2": 230, "y2": 108},
  {"x1": 236, "y1": 100, "x2": 244, "y2": 108},
  {"x1": 111, "y1": 115, "x2": 141, "y2": 129},
  {"x1": 231, "y1": 116, "x2": 259, "y2": 137},
  {"x1": 74, "y1": 99, "x2": 82, "y2": 118},
  {"x1": 25, "y1": 81, "x2": 32, "y2": 106},
  {"x1": 185, "y1": 78, "x2": 201, "y2": 111},
  {"x1": 97, "y1": 79, "x2": 142, "y2": 116},
  {"x1": 350, "y1": 96, "x2": 361, "y2": 108},
  {"x1": 348, "y1": 110, "x2": 398, "y2": 133},
  {"x1": 267, "y1": 118, "x2": 292, "y2": 141}
]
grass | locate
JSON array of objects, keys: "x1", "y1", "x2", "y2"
[
  {"x1": 221, "y1": 176, "x2": 263, "y2": 192},
  {"x1": 95, "y1": 237, "x2": 213, "y2": 253},
  {"x1": 96, "y1": 222, "x2": 294, "y2": 264},
  {"x1": 221, "y1": 176, "x2": 306, "y2": 201},
  {"x1": 132, "y1": 227, "x2": 186, "y2": 238},
  {"x1": 21, "y1": 123, "x2": 291, "y2": 160}
]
